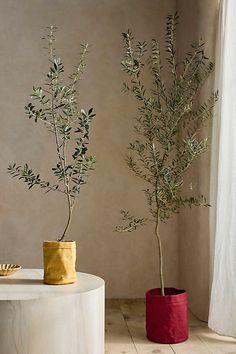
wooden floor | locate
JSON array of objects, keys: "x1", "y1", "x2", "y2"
[{"x1": 105, "y1": 300, "x2": 236, "y2": 354}]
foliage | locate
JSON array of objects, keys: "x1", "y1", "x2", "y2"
[
  {"x1": 115, "y1": 210, "x2": 146, "y2": 232},
  {"x1": 117, "y1": 13, "x2": 217, "y2": 294},
  {"x1": 8, "y1": 26, "x2": 96, "y2": 241}
]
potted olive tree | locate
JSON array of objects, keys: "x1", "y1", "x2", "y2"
[
  {"x1": 117, "y1": 13, "x2": 217, "y2": 344},
  {"x1": 8, "y1": 26, "x2": 96, "y2": 285}
]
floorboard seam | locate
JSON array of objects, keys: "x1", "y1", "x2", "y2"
[
  {"x1": 170, "y1": 344, "x2": 177, "y2": 354},
  {"x1": 196, "y1": 332, "x2": 215, "y2": 354},
  {"x1": 120, "y1": 304, "x2": 139, "y2": 354}
]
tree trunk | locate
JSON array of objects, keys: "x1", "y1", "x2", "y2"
[{"x1": 155, "y1": 215, "x2": 165, "y2": 296}]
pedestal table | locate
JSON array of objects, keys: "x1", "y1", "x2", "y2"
[{"x1": 0, "y1": 269, "x2": 104, "y2": 354}]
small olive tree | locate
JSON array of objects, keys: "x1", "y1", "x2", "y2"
[
  {"x1": 116, "y1": 14, "x2": 217, "y2": 295},
  {"x1": 8, "y1": 26, "x2": 96, "y2": 242}
]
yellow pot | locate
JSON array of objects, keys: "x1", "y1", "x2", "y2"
[{"x1": 43, "y1": 240, "x2": 77, "y2": 285}]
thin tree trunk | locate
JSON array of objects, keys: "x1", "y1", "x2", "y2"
[
  {"x1": 151, "y1": 143, "x2": 165, "y2": 295},
  {"x1": 154, "y1": 213, "x2": 165, "y2": 296},
  {"x1": 57, "y1": 195, "x2": 73, "y2": 242}
]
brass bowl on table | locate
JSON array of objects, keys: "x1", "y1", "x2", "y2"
[{"x1": 0, "y1": 264, "x2": 21, "y2": 276}]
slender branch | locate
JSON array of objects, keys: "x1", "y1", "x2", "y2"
[
  {"x1": 57, "y1": 194, "x2": 73, "y2": 241},
  {"x1": 37, "y1": 117, "x2": 54, "y2": 127},
  {"x1": 42, "y1": 88, "x2": 52, "y2": 96},
  {"x1": 155, "y1": 209, "x2": 165, "y2": 296},
  {"x1": 152, "y1": 142, "x2": 165, "y2": 295}
]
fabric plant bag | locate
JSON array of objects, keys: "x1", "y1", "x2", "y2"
[
  {"x1": 43, "y1": 240, "x2": 77, "y2": 285},
  {"x1": 146, "y1": 288, "x2": 188, "y2": 344}
]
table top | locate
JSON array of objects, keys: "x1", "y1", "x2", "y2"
[{"x1": 0, "y1": 269, "x2": 104, "y2": 301}]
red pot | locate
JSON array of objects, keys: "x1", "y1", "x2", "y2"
[{"x1": 146, "y1": 288, "x2": 188, "y2": 344}]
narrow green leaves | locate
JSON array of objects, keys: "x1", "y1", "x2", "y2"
[
  {"x1": 7, "y1": 164, "x2": 59, "y2": 192},
  {"x1": 8, "y1": 26, "x2": 96, "y2": 209},
  {"x1": 118, "y1": 13, "x2": 216, "y2": 228},
  {"x1": 116, "y1": 210, "x2": 146, "y2": 232}
]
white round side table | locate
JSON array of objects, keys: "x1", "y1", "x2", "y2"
[{"x1": 0, "y1": 269, "x2": 104, "y2": 354}]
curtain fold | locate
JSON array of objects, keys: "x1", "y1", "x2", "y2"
[{"x1": 209, "y1": 0, "x2": 236, "y2": 337}]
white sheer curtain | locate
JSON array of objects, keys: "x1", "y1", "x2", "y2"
[{"x1": 209, "y1": 0, "x2": 236, "y2": 337}]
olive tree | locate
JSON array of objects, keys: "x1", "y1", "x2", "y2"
[
  {"x1": 117, "y1": 14, "x2": 217, "y2": 295},
  {"x1": 8, "y1": 26, "x2": 96, "y2": 241}
]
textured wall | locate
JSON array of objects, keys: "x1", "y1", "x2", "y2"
[
  {"x1": 177, "y1": 0, "x2": 219, "y2": 320},
  {"x1": 0, "y1": 0, "x2": 178, "y2": 298},
  {"x1": 0, "y1": 1, "x2": 219, "y2": 311}
]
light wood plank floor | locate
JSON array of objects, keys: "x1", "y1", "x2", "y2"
[{"x1": 105, "y1": 300, "x2": 236, "y2": 354}]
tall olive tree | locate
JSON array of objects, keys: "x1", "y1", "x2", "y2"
[
  {"x1": 116, "y1": 14, "x2": 217, "y2": 295},
  {"x1": 8, "y1": 26, "x2": 96, "y2": 241}
]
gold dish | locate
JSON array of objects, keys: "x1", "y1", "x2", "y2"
[{"x1": 0, "y1": 264, "x2": 21, "y2": 276}]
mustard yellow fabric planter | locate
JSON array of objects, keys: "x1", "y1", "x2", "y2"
[{"x1": 43, "y1": 240, "x2": 77, "y2": 285}]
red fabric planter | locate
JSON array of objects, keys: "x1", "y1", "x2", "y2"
[{"x1": 146, "y1": 288, "x2": 188, "y2": 344}]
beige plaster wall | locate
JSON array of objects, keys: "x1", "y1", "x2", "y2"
[
  {"x1": 0, "y1": 0, "x2": 179, "y2": 298},
  {"x1": 177, "y1": 0, "x2": 219, "y2": 320}
]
